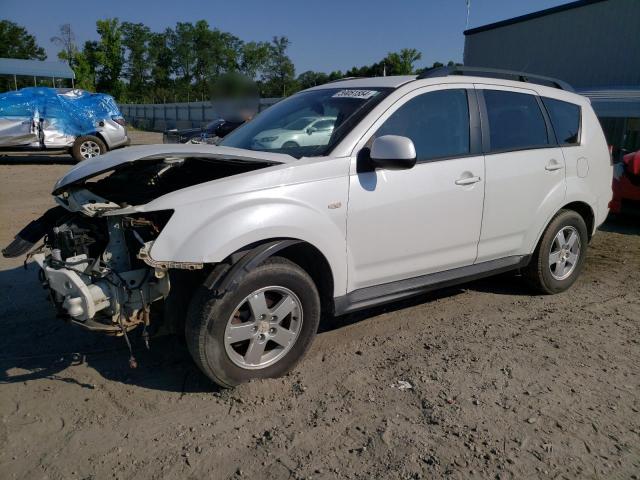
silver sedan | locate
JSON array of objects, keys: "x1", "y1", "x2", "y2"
[{"x1": 252, "y1": 116, "x2": 336, "y2": 150}]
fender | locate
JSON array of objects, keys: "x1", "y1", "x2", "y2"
[{"x1": 147, "y1": 178, "x2": 349, "y2": 295}]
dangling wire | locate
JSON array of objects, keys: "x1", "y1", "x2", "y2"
[{"x1": 117, "y1": 311, "x2": 137, "y2": 369}]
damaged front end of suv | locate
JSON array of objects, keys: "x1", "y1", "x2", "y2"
[{"x1": 2, "y1": 145, "x2": 289, "y2": 359}]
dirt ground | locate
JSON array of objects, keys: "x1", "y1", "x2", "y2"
[{"x1": 1, "y1": 136, "x2": 639, "y2": 479}]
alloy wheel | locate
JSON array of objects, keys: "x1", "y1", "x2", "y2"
[
  {"x1": 224, "y1": 286, "x2": 303, "y2": 369},
  {"x1": 79, "y1": 140, "x2": 101, "y2": 159},
  {"x1": 548, "y1": 226, "x2": 581, "y2": 281}
]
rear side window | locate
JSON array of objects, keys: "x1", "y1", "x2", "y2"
[
  {"x1": 483, "y1": 90, "x2": 549, "y2": 152},
  {"x1": 542, "y1": 97, "x2": 581, "y2": 145},
  {"x1": 372, "y1": 89, "x2": 470, "y2": 161}
]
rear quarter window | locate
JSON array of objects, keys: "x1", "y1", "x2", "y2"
[{"x1": 542, "y1": 97, "x2": 581, "y2": 145}]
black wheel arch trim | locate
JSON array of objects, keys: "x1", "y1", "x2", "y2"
[{"x1": 203, "y1": 239, "x2": 303, "y2": 295}]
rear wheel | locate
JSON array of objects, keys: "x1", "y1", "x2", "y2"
[
  {"x1": 186, "y1": 257, "x2": 320, "y2": 387},
  {"x1": 72, "y1": 135, "x2": 106, "y2": 162},
  {"x1": 524, "y1": 209, "x2": 588, "y2": 294}
]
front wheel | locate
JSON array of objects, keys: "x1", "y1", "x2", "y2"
[
  {"x1": 71, "y1": 135, "x2": 107, "y2": 162},
  {"x1": 524, "y1": 209, "x2": 588, "y2": 294},
  {"x1": 185, "y1": 257, "x2": 320, "y2": 387}
]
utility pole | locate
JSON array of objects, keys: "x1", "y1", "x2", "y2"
[{"x1": 466, "y1": 0, "x2": 471, "y2": 29}]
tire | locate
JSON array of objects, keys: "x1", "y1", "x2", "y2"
[
  {"x1": 524, "y1": 209, "x2": 588, "y2": 294},
  {"x1": 185, "y1": 257, "x2": 321, "y2": 388},
  {"x1": 282, "y1": 141, "x2": 299, "y2": 149},
  {"x1": 71, "y1": 135, "x2": 107, "y2": 162}
]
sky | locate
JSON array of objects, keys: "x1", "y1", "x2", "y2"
[{"x1": 2, "y1": 0, "x2": 571, "y2": 74}]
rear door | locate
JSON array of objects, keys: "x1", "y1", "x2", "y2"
[{"x1": 475, "y1": 85, "x2": 566, "y2": 262}]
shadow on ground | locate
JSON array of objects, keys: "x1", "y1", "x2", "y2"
[
  {"x1": 0, "y1": 263, "x2": 533, "y2": 393},
  {"x1": 0, "y1": 263, "x2": 216, "y2": 394},
  {"x1": 601, "y1": 214, "x2": 640, "y2": 236},
  {"x1": 2, "y1": 214, "x2": 633, "y2": 393},
  {"x1": 0, "y1": 152, "x2": 75, "y2": 165}
]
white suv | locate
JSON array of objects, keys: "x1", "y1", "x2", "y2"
[{"x1": 3, "y1": 67, "x2": 612, "y2": 387}]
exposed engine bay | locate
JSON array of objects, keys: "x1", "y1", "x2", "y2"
[
  {"x1": 57, "y1": 155, "x2": 270, "y2": 210},
  {"x1": 2, "y1": 153, "x2": 278, "y2": 362},
  {"x1": 27, "y1": 210, "x2": 173, "y2": 335}
]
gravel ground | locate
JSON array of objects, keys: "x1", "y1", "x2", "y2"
[{"x1": 0, "y1": 137, "x2": 638, "y2": 479}]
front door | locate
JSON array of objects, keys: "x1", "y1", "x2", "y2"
[{"x1": 347, "y1": 86, "x2": 485, "y2": 291}]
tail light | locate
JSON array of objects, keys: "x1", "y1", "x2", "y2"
[{"x1": 112, "y1": 116, "x2": 126, "y2": 127}]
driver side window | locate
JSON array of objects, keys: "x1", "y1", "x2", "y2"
[{"x1": 371, "y1": 89, "x2": 470, "y2": 162}]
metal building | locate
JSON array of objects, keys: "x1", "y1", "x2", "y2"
[
  {"x1": 464, "y1": 0, "x2": 640, "y2": 155},
  {"x1": 0, "y1": 58, "x2": 75, "y2": 91}
]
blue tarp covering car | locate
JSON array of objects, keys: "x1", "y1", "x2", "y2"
[{"x1": 0, "y1": 87, "x2": 129, "y2": 162}]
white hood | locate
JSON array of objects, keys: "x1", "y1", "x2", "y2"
[{"x1": 53, "y1": 144, "x2": 295, "y2": 193}]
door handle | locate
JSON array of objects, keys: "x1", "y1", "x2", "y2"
[
  {"x1": 545, "y1": 160, "x2": 564, "y2": 171},
  {"x1": 455, "y1": 175, "x2": 482, "y2": 186}
]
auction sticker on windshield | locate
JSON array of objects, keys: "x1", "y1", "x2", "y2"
[{"x1": 332, "y1": 90, "x2": 379, "y2": 99}]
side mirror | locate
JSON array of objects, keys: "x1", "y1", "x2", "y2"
[
  {"x1": 369, "y1": 135, "x2": 417, "y2": 170},
  {"x1": 306, "y1": 127, "x2": 316, "y2": 135}
]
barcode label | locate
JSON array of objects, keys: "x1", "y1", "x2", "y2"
[{"x1": 332, "y1": 90, "x2": 379, "y2": 99}]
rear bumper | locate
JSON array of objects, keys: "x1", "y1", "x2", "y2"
[{"x1": 106, "y1": 134, "x2": 130, "y2": 149}]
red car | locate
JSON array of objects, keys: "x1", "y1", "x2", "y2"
[{"x1": 610, "y1": 150, "x2": 640, "y2": 215}]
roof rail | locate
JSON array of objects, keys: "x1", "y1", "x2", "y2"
[{"x1": 417, "y1": 66, "x2": 574, "y2": 92}]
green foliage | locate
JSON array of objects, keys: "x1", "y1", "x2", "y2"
[
  {"x1": 44, "y1": 17, "x2": 460, "y2": 103},
  {"x1": 260, "y1": 36, "x2": 296, "y2": 97},
  {"x1": 121, "y1": 22, "x2": 150, "y2": 101},
  {"x1": 297, "y1": 71, "x2": 329, "y2": 90},
  {"x1": 146, "y1": 30, "x2": 174, "y2": 102},
  {"x1": 51, "y1": 24, "x2": 76, "y2": 65},
  {"x1": 94, "y1": 18, "x2": 124, "y2": 98},
  {"x1": 240, "y1": 41, "x2": 271, "y2": 81},
  {"x1": 0, "y1": 20, "x2": 46, "y2": 60},
  {"x1": 384, "y1": 48, "x2": 422, "y2": 75}
]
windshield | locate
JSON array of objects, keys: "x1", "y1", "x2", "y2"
[{"x1": 219, "y1": 87, "x2": 392, "y2": 157}]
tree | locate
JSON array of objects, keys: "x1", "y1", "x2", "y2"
[
  {"x1": 0, "y1": 20, "x2": 46, "y2": 60},
  {"x1": 71, "y1": 50, "x2": 96, "y2": 91},
  {"x1": 240, "y1": 41, "x2": 271, "y2": 80},
  {"x1": 328, "y1": 70, "x2": 343, "y2": 81},
  {"x1": 50, "y1": 24, "x2": 95, "y2": 91},
  {"x1": 383, "y1": 48, "x2": 422, "y2": 75},
  {"x1": 147, "y1": 30, "x2": 174, "y2": 102},
  {"x1": 169, "y1": 23, "x2": 195, "y2": 96},
  {"x1": 297, "y1": 70, "x2": 329, "y2": 89},
  {"x1": 191, "y1": 21, "x2": 243, "y2": 100},
  {"x1": 262, "y1": 36, "x2": 296, "y2": 97},
  {"x1": 121, "y1": 22, "x2": 150, "y2": 101},
  {"x1": 94, "y1": 18, "x2": 124, "y2": 97},
  {"x1": 345, "y1": 61, "x2": 383, "y2": 78},
  {"x1": 51, "y1": 24, "x2": 76, "y2": 65}
]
